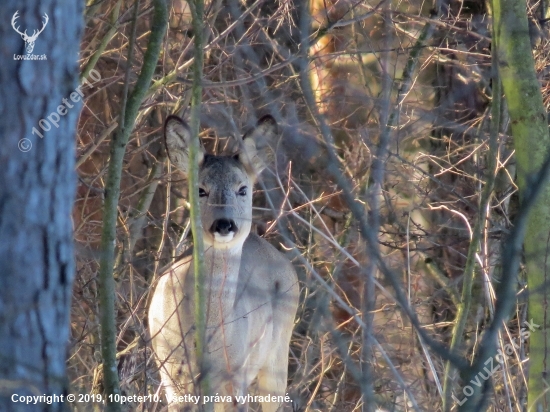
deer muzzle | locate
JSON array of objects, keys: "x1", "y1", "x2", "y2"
[{"x1": 210, "y1": 219, "x2": 238, "y2": 243}]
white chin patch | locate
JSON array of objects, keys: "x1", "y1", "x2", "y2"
[{"x1": 214, "y1": 232, "x2": 235, "y2": 243}]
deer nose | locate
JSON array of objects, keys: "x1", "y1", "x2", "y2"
[{"x1": 210, "y1": 219, "x2": 237, "y2": 236}]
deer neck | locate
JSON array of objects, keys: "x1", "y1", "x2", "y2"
[{"x1": 203, "y1": 243, "x2": 244, "y2": 319}]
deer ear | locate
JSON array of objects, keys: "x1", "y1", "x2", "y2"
[
  {"x1": 239, "y1": 115, "x2": 277, "y2": 178},
  {"x1": 164, "y1": 116, "x2": 204, "y2": 174}
]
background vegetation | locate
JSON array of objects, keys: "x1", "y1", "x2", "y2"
[{"x1": 66, "y1": 0, "x2": 550, "y2": 410}]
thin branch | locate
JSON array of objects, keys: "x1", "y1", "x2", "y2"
[
  {"x1": 188, "y1": 0, "x2": 208, "y2": 407},
  {"x1": 96, "y1": 0, "x2": 167, "y2": 409}
]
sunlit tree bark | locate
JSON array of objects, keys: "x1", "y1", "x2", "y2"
[{"x1": 492, "y1": 0, "x2": 550, "y2": 409}]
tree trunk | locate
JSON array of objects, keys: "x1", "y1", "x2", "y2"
[
  {"x1": 492, "y1": 0, "x2": 550, "y2": 409},
  {"x1": 0, "y1": 1, "x2": 82, "y2": 411}
]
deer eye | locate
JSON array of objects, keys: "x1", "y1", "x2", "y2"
[
  {"x1": 198, "y1": 188, "x2": 208, "y2": 198},
  {"x1": 238, "y1": 186, "x2": 247, "y2": 196}
]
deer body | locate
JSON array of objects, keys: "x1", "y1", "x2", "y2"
[{"x1": 149, "y1": 116, "x2": 299, "y2": 412}]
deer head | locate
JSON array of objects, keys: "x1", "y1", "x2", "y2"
[
  {"x1": 12, "y1": 11, "x2": 49, "y2": 54},
  {"x1": 164, "y1": 115, "x2": 277, "y2": 249}
]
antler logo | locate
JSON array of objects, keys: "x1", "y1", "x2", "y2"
[{"x1": 11, "y1": 11, "x2": 49, "y2": 54}]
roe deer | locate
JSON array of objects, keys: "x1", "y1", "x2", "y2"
[{"x1": 148, "y1": 115, "x2": 299, "y2": 412}]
